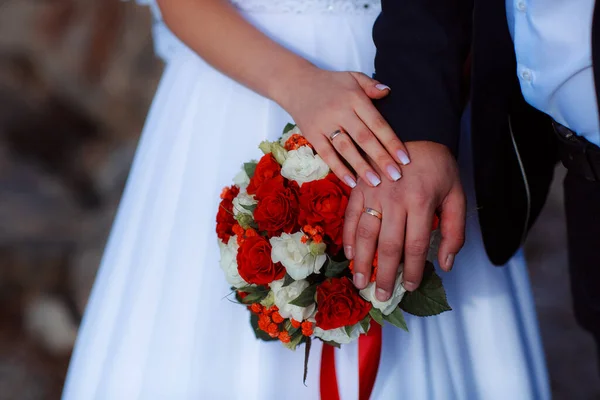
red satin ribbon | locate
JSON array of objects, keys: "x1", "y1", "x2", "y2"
[{"x1": 319, "y1": 322, "x2": 383, "y2": 400}]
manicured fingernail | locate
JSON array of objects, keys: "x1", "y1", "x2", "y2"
[
  {"x1": 387, "y1": 165, "x2": 402, "y2": 181},
  {"x1": 376, "y1": 288, "x2": 390, "y2": 301},
  {"x1": 354, "y1": 273, "x2": 366, "y2": 289},
  {"x1": 397, "y1": 150, "x2": 411, "y2": 165},
  {"x1": 403, "y1": 281, "x2": 417, "y2": 291},
  {"x1": 446, "y1": 253, "x2": 455, "y2": 270},
  {"x1": 375, "y1": 84, "x2": 391, "y2": 91},
  {"x1": 365, "y1": 171, "x2": 381, "y2": 186},
  {"x1": 345, "y1": 245, "x2": 354, "y2": 260},
  {"x1": 344, "y1": 175, "x2": 357, "y2": 188}
]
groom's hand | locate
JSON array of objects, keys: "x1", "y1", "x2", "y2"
[{"x1": 342, "y1": 141, "x2": 466, "y2": 300}]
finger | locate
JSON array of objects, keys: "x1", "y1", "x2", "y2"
[
  {"x1": 349, "y1": 71, "x2": 391, "y2": 100},
  {"x1": 402, "y1": 206, "x2": 436, "y2": 291},
  {"x1": 344, "y1": 118, "x2": 403, "y2": 183},
  {"x1": 437, "y1": 186, "x2": 467, "y2": 271},
  {"x1": 353, "y1": 208, "x2": 381, "y2": 290},
  {"x1": 328, "y1": 127, "x2": 382, "y2": 188},
  {"x1": 355, "y1": 100, "x2": 411, "y2": 166},
  {"x1": 311, "y1": 134, "x2": 357, "y2": 188},
  {"x1": 343, "y1": 187, "x2": 364, "y2": 260},
  {"x1": 375, "y1": 209, "x2": 406, "y2": 301}
]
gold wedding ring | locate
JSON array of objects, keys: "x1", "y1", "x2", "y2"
[
  {"x1": 329, "y1": 129, "x2": 344, "y2": 141},
  {"x1": 363, "y1": 207, "x2": 383, "y2": 220}
]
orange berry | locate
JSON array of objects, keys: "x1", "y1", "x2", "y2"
[
  {"x1": 271, "y1": 311, "x2": 284, "y2": 324},
  {"x1": 279, "y1": 331, "x2": 291, "y2": 343},
  {"x1": 267, "y1": 323, "x2": 280, "y2": 338},
  {"x1": 250, "y1": 303, "x2": 263, "y2": 314},
  {"x1": 258, "y1": 314, "x2": 271, "y2": 332},
  {"x1": 291, "y1": 319, "x2": 302, "y2": 329},
  {"x1": 301, "y1": 321, "x2": 314, "y2": 336},
  {"x1": 301, "y1": 235, "x2": 309, "y2": 244},
  {"x1": 245, "y1": 228, "x2": 258, "y2": 238}
]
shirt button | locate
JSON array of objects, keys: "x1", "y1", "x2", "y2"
[
  {"x1": 521, "y1": 69, "x2": 532, "y2": 82},
  {"x1": 517, "y1": 1, "x2": 527, "y2": 11}
]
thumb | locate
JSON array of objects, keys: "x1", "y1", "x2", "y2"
[
  {"x1": 349, "y1": 72, "x2": 391, "y2": 99},
  {"x1": 437, "y1": 187, "x2": 466, "y2": 272}
]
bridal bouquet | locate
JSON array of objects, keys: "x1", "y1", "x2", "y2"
[{"x1": 216, "y1": 124, "x2": 450, "y2": 352}]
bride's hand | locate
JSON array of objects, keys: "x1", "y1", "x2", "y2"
[{"x1": 274, "y1": 66, "x2": 410, "y2": 188}]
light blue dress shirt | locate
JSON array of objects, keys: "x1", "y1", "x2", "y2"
[{"x1": 506, "y1": 0, "x2": 600, "y2": 146}]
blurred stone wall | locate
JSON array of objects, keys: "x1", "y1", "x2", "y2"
[
  {"x1": 0, "y1": 1, "x2": 598, "y2": 399},
  {"x1": 0, "y1": 0, "x2": 161, "y2": 398}
]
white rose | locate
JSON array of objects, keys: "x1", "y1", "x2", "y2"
[
  {"x1": 360, "y1": 269, "x2": 406, "y2": 315},
  {"x1": 270, "y1": 232, "x2": 326, "y2": 280},
  {"x1": 219, "y1": 236, "x2": 248, "y2": 289},
  {"x1": 313, "y1": 324, "x2": 362, "y2": 345},
  {"x1": 270, "y1": 279, "x2": 315, "y2": 322},
  {"x1": 280, "y1": 126, "x2": 302, "y2": 146},
  {"x1": 232, "y1": 190, "x2": 257, "y2": 217},
  {"x1": 233, "y1": 168, "x2": 250, "y2": 189},
  {"x1": 281, "y1": 146, "x2": 329, "y2": 185}
]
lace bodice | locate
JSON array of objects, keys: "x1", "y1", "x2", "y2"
[
  {"x1": 133, "y1": 0, "x2": 380, "y2": 15},
  {"x1": 132, "y1": 0, "x2": 381, "y2": 60},
  {"x1": 230, "y1": 0, "x2": 380, "y2": 14}
]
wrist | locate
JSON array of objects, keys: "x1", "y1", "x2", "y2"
[{"x1": 267, "y1": 60, "x2": 320, "y2": 109}]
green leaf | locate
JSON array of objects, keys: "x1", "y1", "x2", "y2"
[
  {"x1": 283, "y1": 273, "x2": 295, "y2": 287},
  {"x1": 238, "y1": 285, "x2": 269, "y2": 294},
  {"x1": 283, "y1": 331, "x2": 304, "y2": 351},
  {"x1": 244, "y1": 162, "x2": 257, "y2": 178},
  {"x1": 360, "y1": 316, "x2": 371, "y2": 334},
  {"x1": 240, "y1": 203, "x2": 257, "y2": 213},
  {"x1": 250, "y1": 313, "x2": 278, "y2": 342},
  {"x1": 289, "y1": 284, "x2": 317, "y2": 307},
  {"x1": 369, "y1": 308, "x2": 385, "y2": 326},
  {"x1": 241, "y1": 290, "x2": 269, "y2": 304},
  {"x1": 321, "y1": 340, "x2": 341, "y2": 349},
  {"x1": 344, "y1": 325, "x2": 354, "y2": 337},
  {"x1": 400, "y1": 261, "x2": 452, "y2": 317},
  {"x1": 324, "y1": 259, "x2": 350, "y2": 278},
  {"x1": 283, "y1": 123, "x2": 296, "y2": 134},
  {"x1": 384, "y1": 307, "x2": 409, "y2": 332}
]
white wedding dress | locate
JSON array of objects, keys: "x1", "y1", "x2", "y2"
[{"x1": 62, "y1": 1, "x2": 551, "y2": 399}]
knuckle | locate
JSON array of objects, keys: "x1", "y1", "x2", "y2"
[
  {"x1": 375, "y1": 153, "x2": 390, "y2": 167},
  {"x1": 376, "y1": 276, "x2": 395, "y2": 291},
  {"x1": 371, "y1": 115, "x2": 389, "y2": 131},
  {"x1": 336, "y1": 136, "x2": 352, "y2": 153},
  {"x1": 354, "y1": 130, "x2": 372, "y2": 145},
  {"x1": 390, "y1": 184, "x2": 405, "y2": 202},
  {"x1": 378, "y1": 240, "x2": 402, "y2": 258},
  {"x1": 387, "y1": 137, "x2": 403, "y2": 149},
  {"x1": 357, "y1": 226, "x2": 375, "y2": 240},
  {"x1": 405, "y1": 239, "x2": 429, "y2": 256},
  {"x1": 410, "y1": 191, "x2": 432, "y2": 208}
]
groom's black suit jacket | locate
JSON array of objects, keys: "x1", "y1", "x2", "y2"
[{"x1": 373, "y1": 0, "x2": 600, "y2": 265}]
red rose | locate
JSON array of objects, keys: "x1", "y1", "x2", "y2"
[
  {"x1": 216, "y1": 185, "x2": 240, "y2": 243},
  {"x1": 247, "y1": 154, "x2": 281, "y2": 195},
  {"x1": 253, "y1": 175, "x2": 300, "y2": 236},
  {"x1": 237, "y1": 235, "x2": 285, "y2": 285},
  {"x1": 315, "y1": 277, "x2": 372, "y2": 330},
  {"x1": 299, "y1": 173, "x2": 351, "y2": 253}
]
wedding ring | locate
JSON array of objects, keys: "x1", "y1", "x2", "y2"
[
  {"x1": 329, "y1": 129, "x2": 344, "y2": 141},
  {"x1": 363, "y1": 207, "x2": 383, "y2": 220}
]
